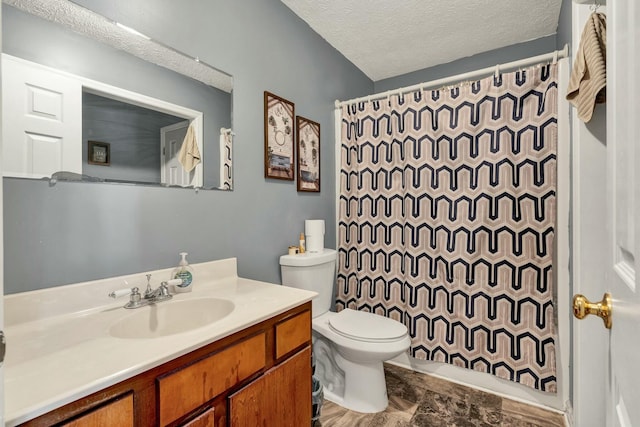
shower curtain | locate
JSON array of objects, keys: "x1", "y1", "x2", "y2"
[{"x1": 337, "y1": 64, "x2": 558, "y2": 392}]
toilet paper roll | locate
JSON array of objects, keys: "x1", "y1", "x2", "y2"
[{"x1": 305, "y1": 219, "x2": 325, "y2": 253}]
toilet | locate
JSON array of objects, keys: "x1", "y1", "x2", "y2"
[{"x1": 280, "y1": 248, "x2": 411, "y2": 413}]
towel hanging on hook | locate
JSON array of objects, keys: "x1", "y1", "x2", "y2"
[{"x1": 566, "y1": 11, "x2": 607, "y2": 122}]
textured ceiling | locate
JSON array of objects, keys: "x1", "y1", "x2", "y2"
[
  {"x1": 280, "y1": 0, "x2": 563, "y2": 81},
  {"x1": 4, "y1": 0, "x2": 233, "y2": 92}
]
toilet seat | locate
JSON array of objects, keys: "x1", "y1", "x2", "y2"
[{"x1": 328, "y1": 309, "x2": 408, "y2": 343}]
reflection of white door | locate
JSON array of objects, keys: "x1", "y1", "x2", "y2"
[
  {"x1": 575, "y1": 1, "x2": 640, "y2": 426},
  {"x1": 160, "y1": 121, "x2": 190, "y2": 186},
  {"x1": 1, "y1": 55, "x2": 82, "y2": 178}
]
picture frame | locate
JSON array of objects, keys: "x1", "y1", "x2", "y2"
[
  {"x1": 88, "y1": 140, "x2": 110, "y2": 166},
  {"x1": 296, "y1": 116, "x2": 320, "y2": 192},
  {"x1": 264, "y1": 91, "x2": 295, "y2": 180}
]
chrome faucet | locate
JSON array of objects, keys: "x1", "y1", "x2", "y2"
[
  {"x1": 109, "y1": 275, "x2": 183, "y2": 309},
  {"x1": 145, "y1": 280, "x2": 173, "y2": 302},
  {"x1": 143, "y1": 274, "x2": 157, "y2": 300}
]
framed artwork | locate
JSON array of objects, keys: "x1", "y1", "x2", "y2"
[
  {"x1": 264, "y1": 91, "x2": 295, "y2": 180},
  {"x1": 296, "y1": 116, "x2": 320, "y2": 192},
  {"x1": 88, "y1": 140, "x2": 110, "y2": 166}
]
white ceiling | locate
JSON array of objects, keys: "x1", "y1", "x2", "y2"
[{"x1": 280, "y1": 0, "x2": 563, "y2": 81}]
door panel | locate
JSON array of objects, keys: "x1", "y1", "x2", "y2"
[
  {"x1": 607, "y1": 0, "x2": 640, "y2": 425},
  {"x1": 574, "y1": 1, "x2": 640, "y2": 425},
  {"x1": 1, "y1": 55, "x2": 82, "y2": 178},
  {"x1": 160, "y1": 121, "x2": 189, "y2": 187}
]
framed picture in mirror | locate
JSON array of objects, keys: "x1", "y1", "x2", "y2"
[
  {"x1": 88, "y1": 140, "x2": 110, "y2": 166},
  {"x1": 264, "y1": 91, "x2": 295, "y2": 180},
  {"x1": 296, "y1": 116, "x2": 320, "y2": 192}
]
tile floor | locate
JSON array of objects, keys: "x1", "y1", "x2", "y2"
[{"x1": 315, "y1": 363, "x2": 565, "y2": 427}]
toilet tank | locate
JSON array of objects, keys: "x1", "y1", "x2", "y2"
[{"x1": 279, "y1": 248, "x2": 337, "y2": 317}]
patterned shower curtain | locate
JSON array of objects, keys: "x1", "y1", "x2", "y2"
[{"x1": 337, "y1": 64, "x2": 558, "y2": 392}]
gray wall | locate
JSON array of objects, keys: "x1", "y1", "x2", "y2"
[
  {"x1": 3, "y1": 0, "x2": 372, "y2": 294},
  {"x1": 556, "y1": 0, "x2": 572, "y2": 51}
]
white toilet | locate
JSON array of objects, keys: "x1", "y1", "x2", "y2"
[{"x1": 280, "y1": 248, "x2": 411, "y2": 413}]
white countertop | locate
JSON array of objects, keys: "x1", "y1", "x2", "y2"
[{"x1": 3, "y1": 258, "x2": 316, "y2": 426}]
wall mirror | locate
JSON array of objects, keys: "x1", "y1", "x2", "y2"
[{"x1": 2, "y1": 0, "x2": 234, "y2": 190}]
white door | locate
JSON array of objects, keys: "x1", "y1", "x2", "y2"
[
  {"x1": 160, "y1": 121, "x2": 190, "y2": 187},
  {"x1": 575, "y1": 1, "x2": 640, "y2": 426},
  {"x1": 604, "y1": 0, "x2": 640, "y2": 425},
  {"x1": 1, "y1": 55, "x2": 82, "y2": 178}
]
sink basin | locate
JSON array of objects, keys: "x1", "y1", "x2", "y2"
[{"x1": 109, "y1": 297, "x2": 235, "y2": 339}]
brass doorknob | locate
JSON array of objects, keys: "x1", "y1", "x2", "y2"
[{"x1": 573, "y1": 292, "x2": 612, "y2": 329}]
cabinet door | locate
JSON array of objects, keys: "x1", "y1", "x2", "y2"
[
  {"x1": 180, "y1": 407, "x2": 215, "y2": 427},
  {"x1": 62, "y1": 393, "x2": 133, "y2": 427},
  {"x1": 228, "y1": 346, "x2": 311, "y2": 427}
]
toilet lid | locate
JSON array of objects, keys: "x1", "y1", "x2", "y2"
[{"x1": 328, "y1": 309, "x2": 408, "y2": 342}]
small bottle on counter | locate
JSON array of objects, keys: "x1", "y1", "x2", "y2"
[
  {"x1": 299, "y1": 232, "x2": 306, "y2": 254},
  {"x1": 172, "y1": 252, "x2": 194, "y2": 293}
]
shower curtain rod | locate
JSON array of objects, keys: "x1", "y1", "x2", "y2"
[{"x1": 334, "y1": 44, "x2": 569, "y2": 108}]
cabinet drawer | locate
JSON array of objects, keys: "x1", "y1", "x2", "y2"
[
  {"x1": 158, "y1": 333, "x2": 266, "y2": 426},
  {"x1": 62, "y1": 393, "x2": 133, "y2": 427},
  {"x1": 275, "y1": 310, "x2": 311, "y2": 359}
]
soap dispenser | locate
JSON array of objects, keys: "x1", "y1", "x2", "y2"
[{"x1": 172, "y1": 252, "x2": 194, "y2": 293}]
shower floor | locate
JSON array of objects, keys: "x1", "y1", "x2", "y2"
[{"x1": 315, "y1": 363, "x2": 565, "y2": 427}]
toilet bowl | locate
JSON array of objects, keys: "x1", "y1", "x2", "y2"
[
  {"x1": 311, "y1": 308, "x2": 411, "y2": 413},
  {"x1": 280, "y1": 248, "x2": 411, "y2": 413}
]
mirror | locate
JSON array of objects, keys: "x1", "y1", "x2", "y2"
[
  {"x1": 83, "y1": 92, "x2": 191, "y2": 185},
  {"x1": 2, "y1": 0, "x2": 234, "y2": 190}
]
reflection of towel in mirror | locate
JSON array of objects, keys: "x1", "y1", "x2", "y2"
[
  {"x1": 179, "y1": 124, "x2": 201, "y2": 172},
  {"x1": 566, "y1": 12, "x2": 607, "y2": 123}
]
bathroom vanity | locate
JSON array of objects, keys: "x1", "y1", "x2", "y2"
[{"x1": 4, "y1": 258, "x2": 316, "y2": 426}]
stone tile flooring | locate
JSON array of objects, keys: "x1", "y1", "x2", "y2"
[{"x1": 315, "y1": 363, "x2": 565, "y2": 427}]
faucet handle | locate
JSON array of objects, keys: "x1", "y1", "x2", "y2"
[
  {"x1": 163, "y1": 278, "x2": 183, "y2": 287},
  {"x1": 109, "y1": 287, "x2": 146, "y2": 309},
  {"x1": 109, "y1": 287, "x2": 138, "y2": 299}
]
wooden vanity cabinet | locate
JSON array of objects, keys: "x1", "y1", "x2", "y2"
[{"x1": 19, "y1": 302, "x2": 312, "y2": 427}]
